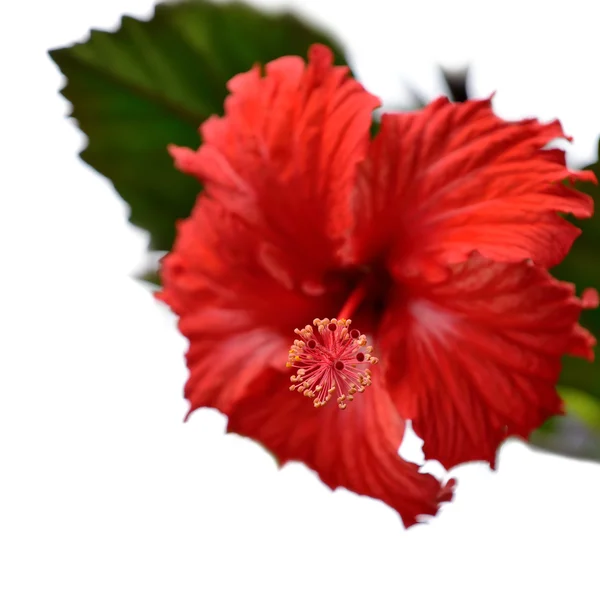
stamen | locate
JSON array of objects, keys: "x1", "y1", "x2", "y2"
[
  {"x1": 286, "y1": 318, "x2": 379, "y2": 410},
  {"x1": 337, "y1": 280, "x2": 370, "y2": 321}
]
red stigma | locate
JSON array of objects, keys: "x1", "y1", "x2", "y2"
[{"x1": 286, "y1": 318, "x2": 378, "y2": 410}]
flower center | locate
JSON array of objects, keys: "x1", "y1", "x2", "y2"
[{"x1": 286, "y1": 318, "x2": 378, "y2": 409}]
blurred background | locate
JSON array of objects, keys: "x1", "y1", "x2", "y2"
[{"x1": 1, "y1": 0, "x2": 599, "y2": 598}]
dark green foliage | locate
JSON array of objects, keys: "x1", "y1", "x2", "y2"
[{"x1": 50, "y1": 0, "x2": 348, "y2": 251}]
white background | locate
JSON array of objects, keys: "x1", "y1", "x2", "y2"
[{"x1": 1, "y1": 1, "x2": 600, "y2": 598}]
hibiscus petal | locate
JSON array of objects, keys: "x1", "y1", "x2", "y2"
[
  {"x1": 349, "y1": 97, "x2": 595, "y2": 279},
  {"x1": 226, "y1": 370, "x2": 455, "y2": 527},
  {"x1": 158, "y1": 45, "x2": 380, "y2": 420},
  {"x1": 379, "y1": 254, "x2": 597, "y2": 470},
  {"x1": 157, "y1": 197, "x2": 346, "y2": 416},
  {"x1": 169, "y1": 44, "x2": 380, "y2": 275}
]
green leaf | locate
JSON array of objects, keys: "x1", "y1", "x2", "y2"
[
  {"x1": 530, "y1": 387, "x2": 600, "y2": 461},
  {"x1": 49, "y1": 0, "x2": 349, "y2": 252},
  {"x1": 536, "y1": 146, "x2": 600, "y2": 461},
  {"x1": 553, "y1": 143, "x2": 600, "y2": 400}
]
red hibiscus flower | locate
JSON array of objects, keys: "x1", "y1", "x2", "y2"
[{"x1": 157, "y1": 44, "x2": 598, "y2": 527}]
